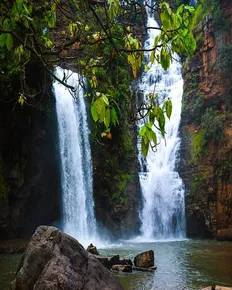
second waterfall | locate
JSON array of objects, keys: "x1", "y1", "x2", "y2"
[
  {"x1": 138, "y1": 15, "x2": 186, "y2": 240},
  {"x1": 53, "y1": 68, "x2": 97, "y2": 246}
]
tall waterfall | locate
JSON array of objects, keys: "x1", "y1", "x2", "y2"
[
  {"x1": 53, "y1": 67, "x2": 97, "y2": 246},
  {"x1": 138, "y1": 16, "x2": 185, "y2": 240}
]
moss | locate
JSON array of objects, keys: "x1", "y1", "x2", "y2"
[
  {"x1": 190, "y1": 130, "x2": 207, "y2": 164},
  {"x1": 191, "y1": 172, "x2": 207, "y2": 197},
  {"x1": 121, "y1": 126, "x2": 135, "y2": 158},
  {"x1": 110, "y1": 173, "x2": 134, "y2": 205}
]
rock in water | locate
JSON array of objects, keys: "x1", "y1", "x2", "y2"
[
  {"x1": 110, "y1": 254, "x2": 120, "y2": 266},
  {"x1": 9, "y1": 226, "x2": 124, "y2": 290},
  {"x1": 134, "y1": 250, "x2": 154, "y2": 268},
  {"x1": 87, "y1": 243, "x2": 99, "y2": 255}
]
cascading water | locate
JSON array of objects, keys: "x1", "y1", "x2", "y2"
[
  {"x1": 138, "y1": 16, "x2": 185, "y2": 240},
  {"x1": 53, "y1": 67, "x2": 97, "y2": 246}
]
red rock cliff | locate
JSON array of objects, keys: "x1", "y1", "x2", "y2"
[{"x1": 179, "y1": 0, "x2": 232, "y2": 238}]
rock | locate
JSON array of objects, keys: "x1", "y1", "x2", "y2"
[
  {"x1": 87, "y1": 243, "x2": 99, "y2": 255},
  {"x1": 217, "y1": 228, "x2": 232, "y2": 241},
  {"x1": 93, "y1": 254, "x2": 110, "y2": 268},
  {"x1": 119, "y1": 258, "x2": 133, "y2": 266},
  {"x1": 149, "y1": 266, "x2": 157, "y2": 270},
  {"x1": 110, "y1": 254, "x2": 120, "y2": 265},
  {"x1": 109, "y1": 255, "x2": 132, "y2": 267},
  {"x1": 9, "y1": 226, "x2": 124, "y2": 290},
  {"x1": 112, "y1": 265, "x2": 132, "y2": 273},
  {"x1": 202, "y1": 286, "x2": 232, "y2": 290},
  {"x1": 133, "y1": 266, "x2": 156, "y2": 272},
  {"x1": 134, "y1": 250, "x2": 154, "y2": 268}
]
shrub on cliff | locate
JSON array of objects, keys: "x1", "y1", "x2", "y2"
[{"x1": 201, "y1": 108, "x2": 224, "y2": 143}]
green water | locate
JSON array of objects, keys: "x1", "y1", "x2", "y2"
[
  {"x1": 0, "y1": 254, "x2": 21, "y2": 290},
  {"x1": 100, "y1": 239, "x2": 232, "y2": 290},
  {"x1": 0, "y1": 239, "x2": 232, "y2": 290}
]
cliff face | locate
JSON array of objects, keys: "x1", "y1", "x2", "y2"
[
  {"x1": 92, "y1": 103, "x2": 141, "y2": 239},
  {"x1": 180, "y1": 1, "x2": 232, "y2": 237},
  {"x1": 0, "y1": 94, "x2": 61, "y2": 239}
]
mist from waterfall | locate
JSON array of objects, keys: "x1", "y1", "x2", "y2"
[
  {"x1": 53, "y1": 67, "x2": 98, "y2": 247},
  {"x1": 138, "y1": 16, "x2": 186, "y2": 241}
]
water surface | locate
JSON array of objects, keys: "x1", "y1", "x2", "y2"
[
  {"x1": 1, "y1": 239, "x2": 232, "y2": 290},
  {"x1": 100, "y1": 239, "x2": 232, "y2": 290}
]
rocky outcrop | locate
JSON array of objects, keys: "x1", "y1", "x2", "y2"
[
  {"x1": 92, "y1": 111, "x2": 141, "y2": 239},
  {"x1": 179, "y1": 1, "x2": 232, "y2": 238},
  {"x1": 10, "y1": 226, "x2": 124, "y2": 290}
]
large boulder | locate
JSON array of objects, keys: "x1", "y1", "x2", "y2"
[
  {"x1": 217, "y1": 228, "x2": 232, "y2": 241},
  {"x1": 134, "y1": 250, "x2": 154, "y2": 268},
  {"x1": 9, "y1": 226, "x2": 124, "y2": 290}
]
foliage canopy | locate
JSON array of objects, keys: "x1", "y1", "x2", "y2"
[{"x1": 0, "y1": 0, "x2": 196, "y2": 156}]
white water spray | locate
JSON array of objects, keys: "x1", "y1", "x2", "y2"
[
  {"x1": 53, "y1": 67, "x2": 97, "y2": 246},
  {"x1": 138, "y1": 16, "x2": 185, "y2": 240}
]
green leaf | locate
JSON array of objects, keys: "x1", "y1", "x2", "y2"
[
  {"x1": 153, "y1": 106, "x2": 159, "y2": 117},
  {"x1": 18, "y1": 95, "x2": 24, "y2": 106},
  {"x1": 111, "y1": 107, "x2": 118, "y2": 126},
  {"x1": 99, "y1": 101, "x2": 106, "y2": 123},
  {"x1": 149, "y1": 111, "x2": 155, "y2": 123},
  {"x1": 146, "y1": 127, "x2": 152, "y2": 140},
  {"x1": 160, "y1": 48, "x2": 170, "y2": 70},
  {"x1": 166, "y1": 100, "x2": 172, "y2": 119},
  {"x1": 91, "y1": 102, "x2": 98, "y2": 122},
  {"x1": 153, "y1": 35, "x2": 159, "y2": 48},
  {"x1": 151, "y1": 131, "x2": 157, "y2": 146},
  {"x1": 150, "y1": 51, "x2": 155, "y2": 64},
  {"x1": 180, "y1": 28, "x2": 188, "y2": 37},
  {"x1": 184, "y1": 18, "x2": 189, "y2": 27},
  {"x1": 184, "y1": 5, "x2": 195, "y2": 14},
  {"x1": 0, "y1": 34, "x2": 7, "y2": 48},
  {"x1": 141, "y1": 136, "x2": 149, "y2": 157},
  {"x1": 6, "y1": 34, "x2": 13, "y2": 51},
  {"x1": 96, "y1": 98, "x2": 103, "y2": 115},
  {"x1": 102, "y1": 94, "x2": 109, "y2": 105},
  {"x1": 158, "y1": 108, "x2": 165, "y2": 137},
  {"x1": 143, "y1": 135, "x2": 149, "y2": 145},
  {"x1": 177, "y1": 4, "x2": 184, "y2": 15},
  {"x1": 104, "y1": 108, "x2": 111, "y2": 128},
  {"x1": 139, "y1": 125, "x2": 147, "y2": 137}
]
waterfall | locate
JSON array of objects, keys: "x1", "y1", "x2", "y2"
[
  {"x1": 53, "y1": 67, "x2": 97, "y2": 246},
  {"x1": 138, "y1": 16, "x2": 185, "y2": 240}
]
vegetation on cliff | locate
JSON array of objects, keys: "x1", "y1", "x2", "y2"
[{"x1": 180, "y1": 0, "x2": 232, "y2": 237}]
